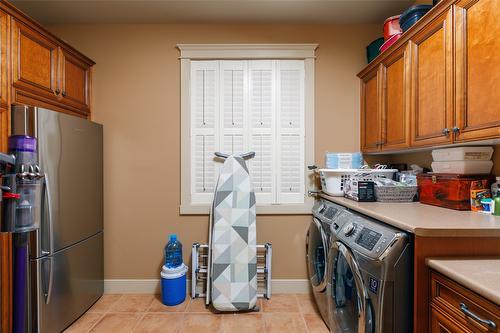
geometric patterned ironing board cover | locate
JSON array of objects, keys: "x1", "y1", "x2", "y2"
[{"x1": 210, "y1": 155, "x2": 257, "y2": 311}]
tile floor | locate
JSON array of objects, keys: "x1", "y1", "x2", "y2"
[{"x1": 64, "y1": 293, "x2": 329, "y2": 333}]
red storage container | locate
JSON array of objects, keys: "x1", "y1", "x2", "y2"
[
  {"x1": 417, "y1": 173, "x2": 494, "y2": 210},
  {"x1": 384, "y1": 15, "x2": 402, "y2": 40},
  {"x1": 379, "y1": 33, "x2": 402, "y2": 53}
]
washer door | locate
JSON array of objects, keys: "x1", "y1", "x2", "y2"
[
  {"x1": 306, "y1": 218, "x2": 328, "y2": 292},
  {"x1": 328, "y1": 241, "x2": 374, "y2": 333}
]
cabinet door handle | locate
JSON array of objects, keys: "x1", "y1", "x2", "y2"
[
  {"x1": 452, "y1": 126, "x2": 460, "y2": 134},
  {"x1": 460, "y1": 303, "x2": 496, "y2": 329},
  {"x1": 55, "y1": 89, "x2": 61, "y2": 95},
  {"x1": 61, "y1": 90, "x2": 66, "y2": 97},
  {"x1": 442, "y1": 128, "x2": 450, "y2": 136}
]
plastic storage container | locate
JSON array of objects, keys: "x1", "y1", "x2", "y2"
[
  {"x1": 431, "y1": 146, "x2": 493, "y2": 161},
  {"x1": 319, "y1": 168, "x2": 398, "y2": 196},
  {"x1": 161, "y1": 264, "x2": 187, "y2": 306},
  {"x1": 399, "y1": 5, "x2": 433, "y2": 32},
  {"x1": 384, "y1": 15, "x2": 402, "y2": 40},
  {"x1": 431, "y1": 161, "x2": 493, "y2": 174},
  {"x1": 8, "y1": 135, "x2": 42, "y2": 233},
  {"x1": 366, "y1": 37, "x2": 384, "y2": 63},
  {"x1": 164, "y1": 234, "x2": 183, "y2": 268},
  {"x1": 379, "y1": 33, "x2": 402, "y2": 53},
  {"x1": 325, "y1": 152, "x2": 363, "y2": 169}
]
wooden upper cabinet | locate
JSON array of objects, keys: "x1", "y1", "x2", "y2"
[
  {"x1": 59, "y1": 48, "x2": 91, "y2": 113},
  {"x1": 409, "y1": 8, "x2": 453, "y2": 147},
  {"x1": 360, "y1": 68, "x2": 381, "y2": 152},
  {"x1": 380, "y1": 44, "x2": 410, "y2": 151},
  {"x1": 11, "y1": 18, "x2": 60, "y2": 102},
  {"x1": 0, "y1": 11, "x2": 7, "y2": 109},
  {"x1": 454, "y1": 0, "x2": 500, "y2": 142}
]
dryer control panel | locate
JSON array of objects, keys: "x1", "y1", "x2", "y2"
[
  {"x1": 312, "y1": 199, "x2": 345, "y2": 224},
  {"x1": 331, "y1": 209, "x2": 407, "y2": 260}
]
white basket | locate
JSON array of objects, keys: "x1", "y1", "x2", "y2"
[{"x1": 318, "y1": 168, "x2": 398, "y2": 196}]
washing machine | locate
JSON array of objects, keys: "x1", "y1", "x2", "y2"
[
  {"x1": 306, "y1": 199, "x2": 345, "y2": 328},
  {"x1": 326, "y1": 207, "x2": 412, "y2": 333}
]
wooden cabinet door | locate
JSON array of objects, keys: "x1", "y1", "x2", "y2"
[
  {"x1": 11, "y1": 18, "x2": 60, "y2": 101},
  {"x1": 431, "y1": 307, "x2": 473, "y2": 333},
  {"x1": 59, "y1": 48, "x2": 91, "y2": 113},
  {"x1": 0, "y1": 233, "x2": 12, "y2": 333},
  {"x1": 454, "y1": 0, "x2": 500, "y2": 141},
  {"x1": 409, "y1": 8, "x2": 453, "y2": 147},
  {"x1": 0, "y1": 11, "x2": 7, "y2": 109},
  {"x1": 380, "y1": 43, "x2": 410, "y2": 151},
  {"x1": 360, "y1": 68, "x2": 381, "y2": 152}
]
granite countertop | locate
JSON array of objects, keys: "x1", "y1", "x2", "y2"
[
  {"x1": 426, "y1": 258, "x2": 500, "y2": 306},
  {"x1": 320, "y1": 194, "x2": 500, "y2": 237}
]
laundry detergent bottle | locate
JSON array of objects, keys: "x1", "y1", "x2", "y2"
[{"x1": 161, "y1": 234, "x2": 187, "y2": 306}]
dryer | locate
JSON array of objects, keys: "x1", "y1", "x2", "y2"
[
  {"x1": 306, "y1": 199, "x2": 345, "y2": 328},
  {"x1": 326, "y1": 208, "x2": 412, "y2": 333}
]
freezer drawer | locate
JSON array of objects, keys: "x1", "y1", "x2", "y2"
[{"x1": 30, "y1": 232, "x2": 103, "y2": 333}]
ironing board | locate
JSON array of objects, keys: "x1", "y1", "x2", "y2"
[{"x1": 206, "y1": 152, "x2": 258, "y2": 311}]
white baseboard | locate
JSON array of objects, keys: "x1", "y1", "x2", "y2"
[{"x1": 104, "y1": 279, "x2": 310, "y2": 294}]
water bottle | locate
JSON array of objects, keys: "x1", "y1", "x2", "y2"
[{"x1": 164, "y1": 234, "x2": 183, "y2": 268}]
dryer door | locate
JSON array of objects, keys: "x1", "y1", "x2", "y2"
[
  {"x1": 327, "y1": 241, "x2": 374, "y2": 333},
  {"x1": 306, "y1": 218, "x2": 328, "y2": 292}
]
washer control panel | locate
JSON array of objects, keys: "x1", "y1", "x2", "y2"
[{"x1": 355, "y1": 228, "x2": 382, "y2": 251}]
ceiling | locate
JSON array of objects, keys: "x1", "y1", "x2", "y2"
[{"x1": 10, "y1": 0, "x2": 416, "y2": 25}]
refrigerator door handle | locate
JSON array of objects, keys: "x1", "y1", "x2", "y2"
[
  {"x1": 42, "y1": 173, "x2": 55, "y2": 304},
  {"x1": 42, "y1": 256, "x2": 54, "y2": 304},
  {"x1": 41, "y1": 173, "x2": 55, "y2": 257}
]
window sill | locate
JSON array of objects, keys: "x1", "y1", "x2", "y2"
[{"x1": 180, "y1": 200, "x2": 314, "y2": 215}]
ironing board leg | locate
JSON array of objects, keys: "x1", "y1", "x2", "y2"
[
  {"x1": 265, "y1": 243, "x2": 272, "y2": 300},
  {"x1": 191, "y1": 243, "x2": 199, "y2": 299}
]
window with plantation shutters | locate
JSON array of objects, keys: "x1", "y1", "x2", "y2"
[
  {"x1": 179, "y1": 44, "x2": 317, "y2": 214},
  {"x1": 189, "y1": 59, "x2": 305, "y2": 206}
]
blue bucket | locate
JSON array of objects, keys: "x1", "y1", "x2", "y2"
[{"x1": 161, "y1": 264, "x2": 187, "y2": 306}]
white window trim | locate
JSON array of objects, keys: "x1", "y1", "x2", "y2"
[{"x1": 178, "y1": 44, "x2": 318, "y2": 215}]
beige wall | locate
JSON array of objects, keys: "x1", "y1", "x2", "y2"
[{"x1": 48, "y1": 23, "x2": 380, "y2": 279}]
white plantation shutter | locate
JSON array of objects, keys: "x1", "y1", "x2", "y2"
[
  {"x1": 222, "y1": 62, "x2": 245, "y2": 129},
  {"x1": 249, "y1": 134, "x2": 273, "y2": 204},
  {"x1": 220, "y1": 61, "x2": 246, "y2": 160},
  {"x1": 249, "y1": 61, "x2": 275, "y2": 204},
  {"x1": 277, "y1": 61, "x2": 305, "y2": 204},
  {"x1": 189, "y1": 59, "x2": 305, "y2": 207},
  {"x1": 191, "y1": 61, "x2": 219, "y2": 204},
  {"x1": 222, "y1": 134, "x2": 244, "y2": 155},
  {"x1": 249, "y1": 61, "x2": 274, "y2": 129},
  {"x1": 193, "y1": 134, "x2": 216, "y2": 193}
]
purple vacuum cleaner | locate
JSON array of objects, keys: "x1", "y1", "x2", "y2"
[{"x1": 8, "y1": 135, "x2": 43, "y2": 333}]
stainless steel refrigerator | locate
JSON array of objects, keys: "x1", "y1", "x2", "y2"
[{"x1": 11, "y1": 105, "x2": 103, "y2": 333}]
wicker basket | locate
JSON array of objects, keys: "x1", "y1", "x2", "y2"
[{"x1": 375, "y1": 185, "x2": 418, "y2": 202}]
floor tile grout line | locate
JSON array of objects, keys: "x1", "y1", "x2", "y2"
[
  {"x1": 85, "y1": 313, "x2": 105, "y2": 333},
  {"x1": 130, "y1": 312, "x2": 146, "y2": 333}
]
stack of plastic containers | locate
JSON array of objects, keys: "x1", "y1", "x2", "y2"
[
  {"x1": 380, "y1": 15, "x2": 403, "y2": 54},
  {"x1": 161, "y1": 234, "x2": 187, "y2": 306},
  {"x1": 431, "y1": 147, "x2": 494, "y2": 174}
]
